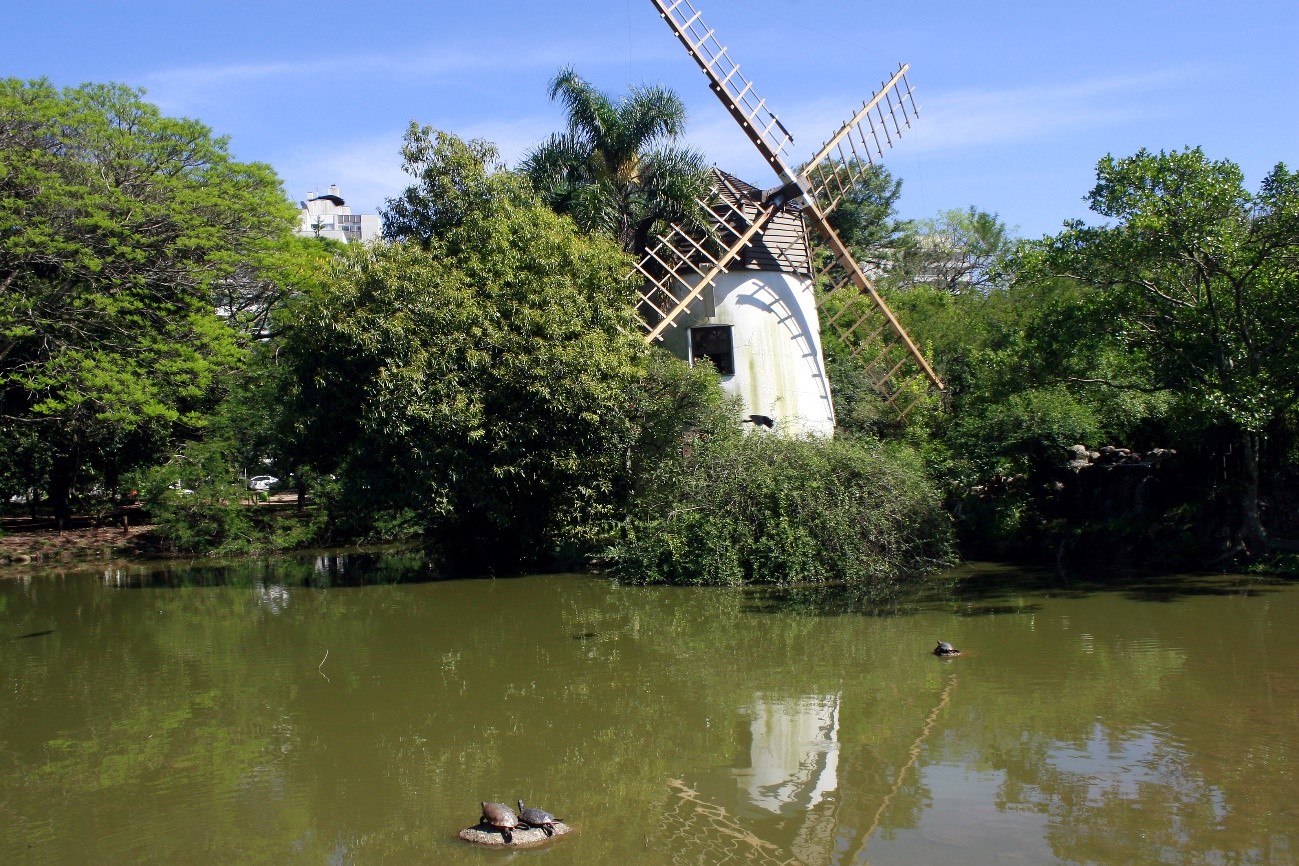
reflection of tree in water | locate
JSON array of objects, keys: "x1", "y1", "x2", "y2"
[
  {"x1": 916, "y1": 580, "x2": 1299, "y2": 865},
  {"x1": 10, "y1": 561, "x2": 1296, "y2": 863},
  {"x1": 994, "y1": 723, "x2": 1277, "y2": 864}
]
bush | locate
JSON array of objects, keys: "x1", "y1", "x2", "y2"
[
  {"x1": 137, "y1": 441, "x2": 328, "y2": 555},
  {"x1": 612, "y1": 434, "x2": 954, "y2": 586},
  {"x1": 133, "y1": 440, "x2": 248, "y2": 553},
  {"x1": 933, "y1": 387, "x2": 1102, "y2": 553}
]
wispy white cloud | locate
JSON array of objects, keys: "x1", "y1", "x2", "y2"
[
  {"x1": 671, "y1": 68, "x2": 1197, "y2": 182},
  {"x1": 141, "y1": 39, "x2": 674, "y2": 114},
  {"x1": 891, "y1": 69, "x2": 1195, "y2": 155}
]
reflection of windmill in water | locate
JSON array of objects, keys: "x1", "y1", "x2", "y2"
[
  {"x1": 657, "y1": 694, "x2": 847, "y2": 866},
  {"x1": 657, "y1": 678, "x2": 957, "y2": 866},
  {"x1": 632, "y1": 0, "x2": 943, "y2": 435}
]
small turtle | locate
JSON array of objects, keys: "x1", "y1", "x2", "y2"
[
  {"x1": 517, "y1": 799, "x2": 561, "y2": 837},
  {"x1": 480, "y1": 801, "x2": 525, "y2": 844},
  {"x1": 933, "y1": 640, "x2": 961, "y2": 657}
]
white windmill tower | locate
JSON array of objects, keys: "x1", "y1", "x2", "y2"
[{"x1": 631, "y1": 0, "x2": 943, "y2": 434}]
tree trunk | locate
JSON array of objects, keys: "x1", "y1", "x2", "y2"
[
  {"x1": 48, "y1": 451, "x2": 75, "y2": 527},
  {"x1": 629, "y1": 218, "x2": 655, "y2": 262},
  {"x1": 1238, "y1": 429, "x2": 1269, "y2": 556}
]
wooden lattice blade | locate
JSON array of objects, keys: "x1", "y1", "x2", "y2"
[
  {"x1": 631, "y1": 197, "x2": 784, "y2": 342},
  {"x1": 802, "y1": 64, "x2": 918, "y2": 220},
  {"x1": 649, "y1": 0, "x2": 800, "y2": 183},
  {"x1": 806, "y1": 204, "x2": 944, "y2": 415}
]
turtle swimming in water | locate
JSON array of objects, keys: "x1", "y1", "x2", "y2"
[
  {"x1": 480, "y1": 801, "x2": 525, "y2": 844},
  {"x1": 933, "y1": 640, "x2": 961, "y2": 657},
  {"x1": 517, "y1": 799, "x2": 561, "y2": 837}
]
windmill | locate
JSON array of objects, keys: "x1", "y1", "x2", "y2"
[{"x1": 632, "y1": 0, "x2": 943, "y2": 433}]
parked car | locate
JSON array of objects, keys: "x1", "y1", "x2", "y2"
[{"x1": 247, "y1": 475, "x2": 279, "y2": 492}]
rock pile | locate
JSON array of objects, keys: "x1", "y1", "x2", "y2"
[{"x1": 1067, "y1": 444, "x2": 1177, "y2": 471}]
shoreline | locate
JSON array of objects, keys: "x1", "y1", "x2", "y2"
[
  {"x1": 1, "y1": 510, "x2": 165, "y2": 576},
  {"x1": 0, "y1": 493, "x2": 306, "y2": 575}
]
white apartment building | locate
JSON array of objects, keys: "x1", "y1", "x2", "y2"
[{"x1": 296, "y1": 185, "x2": 381, "y2": 243}]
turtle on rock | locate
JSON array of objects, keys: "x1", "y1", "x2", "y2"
[
  {"x1": 933, "y1": 640, "x2": 961, "y2": 657},
  {"x1": 480, "y1": 801, "x2": 526, "y2": 843},
  {"x1": 517, "y1": 799, "x2": 562, "y2": 837}
]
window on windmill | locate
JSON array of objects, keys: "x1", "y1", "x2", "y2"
[{"x1": 689, "y1": 325, "x2": 735, "y2": 376}]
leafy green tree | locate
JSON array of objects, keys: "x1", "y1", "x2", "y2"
[
  {"x1": 215, "y1": 234, "x2": 342, "y2": 343},
  {"x1": 0, "y1": 422, "x2": 49, "y2": 516},
  {"x1": 521, "y1": 67, "x2": 710, "y2": 257},
  {"x1": 1032, "y1": 147, "x2": 1299, "y2": 555},
  {"x1": 882, "y1": 265, "x2": 1165, "y2": 556},
  {"x1": 220, "y1": 235, "x2": 343, "y2": 507},
  {"x1": 282, "y1": 129, "x2": 722, "y2": 569},
  {"x1": 381, "y1": 126, "x2": 514, "y2": 243},
  {"x1": 134, "y1": 437, "x2": 255, "y2": 553},
  {"x1": 821, "y1": 161, "x2": 909, "y2": 272},
  {"x1": 812, "y1": 172, "x2": 1011, "y2": 436},
  {"x1": 0, "y1": 79, "x2": 297, "y2": 521}
]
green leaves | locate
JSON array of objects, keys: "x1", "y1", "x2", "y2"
[
  {"x1": 282, "y1": 133, "x2": 684, "y2": 568},
  {"x1": 0, "y1": 79, "x2": 297, "y2": 516},
  {"x1": 521, "y1": 68, "x2": 709, "y2": 257},
  {"x1": 613, "y1": 435, "x2": 954, "y2": 586},
  {"x1": 821, "y1": 161, "x2": 908, "y2": 267},
  {"x1": 381, "y1": 126, "x2": 525, "y2": 244},
  {"x1": 1001, "y1": 147, "x2": 1299, "y2": 556},
  {"x1": 1037, "y1": 148, "x2": 1299, "y2": 434}
]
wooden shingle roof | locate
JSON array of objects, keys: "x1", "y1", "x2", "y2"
[{"x1": 702, "y1": 168, "x2": 813, "y2": 277}]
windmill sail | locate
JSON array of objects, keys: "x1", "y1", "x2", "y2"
[
  {"x1": 637, "y1": 0, "x2": 943, "y2": 418},
  {"x1": 802, "y1": 65, "x2": 918, "y2": 215},
  {"x1": 633, "y1": 175, "x2": 785, "y2": 343},
  {"x1": 649, "y1": 0, "x2": 797, "y2": 179}
]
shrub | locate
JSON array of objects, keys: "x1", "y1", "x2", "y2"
[
  {"x1": 935, "y1": 387, "x2": 1102, "y2": 553},
  {"x1": 612, "y1": 434, "x2": 954, "y2": 586},
  {"x1": 137, "y1": 441, "x2": 328, "y2": 555}
]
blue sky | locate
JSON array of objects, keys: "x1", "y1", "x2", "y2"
[{"x1": 6, "y1": 0, "x2": 1296, "y2": 238}]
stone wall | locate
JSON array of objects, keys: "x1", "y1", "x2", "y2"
[{"x1": 1054, "y1": 443, "x2": 1297, "y2": 566}]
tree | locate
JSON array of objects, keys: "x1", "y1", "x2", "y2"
[
  {"x1": 1034, "y1": 147, "x2": 1299, "y2": 556},
  {"x1": 215, "y1": 234, "x2": 341, "y2": 343},
  {"x1": 0, "y1": 79, "x2": 297, "y2": 521},
  {"x1": 892, "y1": 206, "x2": 1014, "y2": 294},
  {"x1": 381, "y1": 126, "x2": 516, "y2": 244},
  {"x1": 282, "y1": 130, "x2": 719, "y2": 569},
  {"x1": 821, "y1": 160, "x2": 909, "y2": 272},
  {"x1": 521, "y1": 67, "x2": 710, "y2": 258}
]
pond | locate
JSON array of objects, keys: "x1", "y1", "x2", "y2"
[{"x1": 1, "y1": 553, "x2": 1296, "y2": 864}]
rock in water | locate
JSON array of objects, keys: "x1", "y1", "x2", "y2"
[{"x1": 458, "y1": 821, "x2": 572, "y2": 847}]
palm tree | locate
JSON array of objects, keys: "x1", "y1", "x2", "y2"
[{"x1": 522, "y1": 67, "x2": 710, "y2": 259}]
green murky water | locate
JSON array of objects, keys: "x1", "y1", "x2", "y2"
[{"x1": 2, "y1": 554, "x2": 1296, "y2": 864}]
